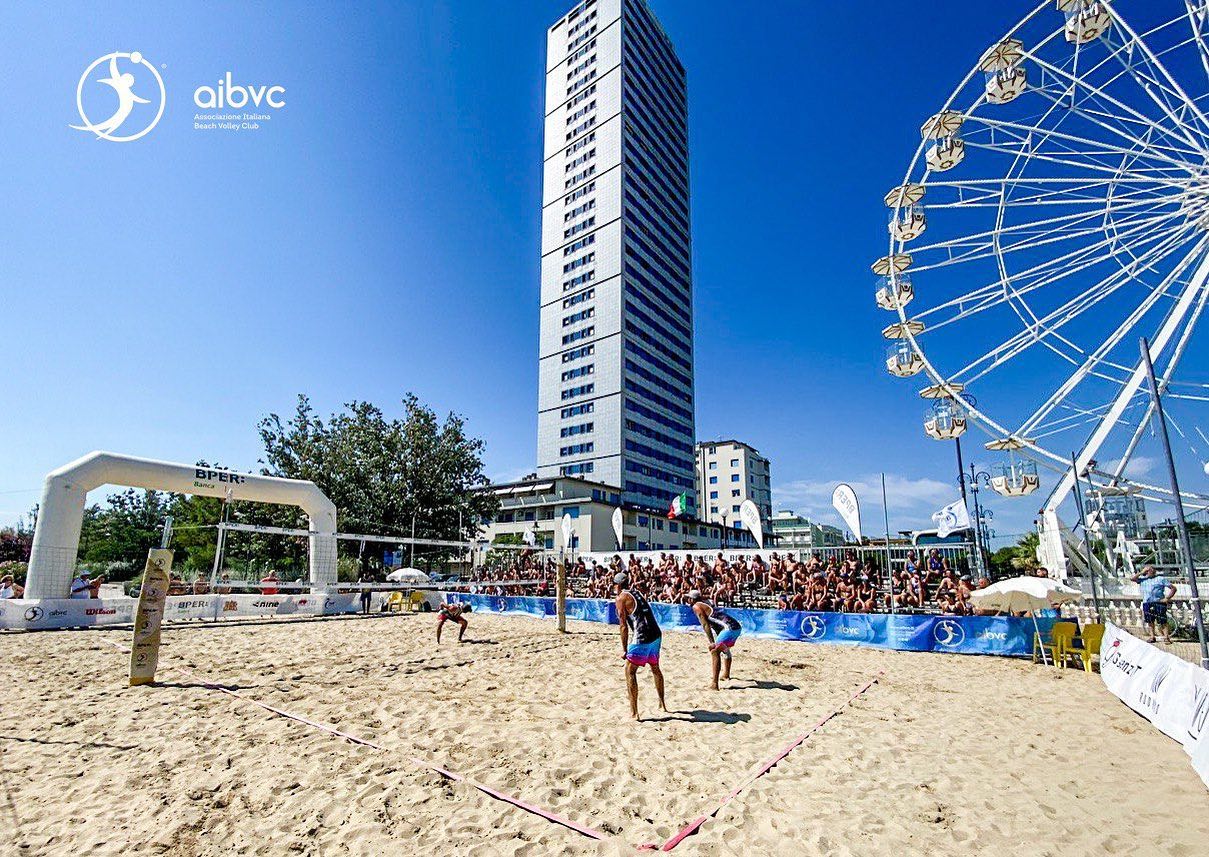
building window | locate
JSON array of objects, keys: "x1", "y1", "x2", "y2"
[
  {"x1": 708, "y1": 462, "x2": 717, "y2": 470},
  {"x1": 709, "y1": 476, "x2": 717, "y2": 484},
  {"x1": 730, "y1": 459, "x2": 739, "y2": 467},
  {"x1": 560, "y1": 421, "x2": 593, "y2": 437},
  {"x1": 564, "y1": 216, "x2": 596, "y2": 239},
  {"x1": 562, "y1": 344, "x2": 594, "y2": 363},
  {"x1": 561, "y1": 325, "x2": 594, "y2": 345},
  {"x1": 561, "y1": 402, "x2": 594, "y2": 418},
  {"x1": 560, "y1": 442, "x2": 594, "y2": 456},
  {"x1": 709, "y1": 491, "x2": 717, "y2": 499},
  {"x1": 563, "y1": 289, "x2": 595, "y2": 309},
  {"x1": 563, "y1": 234, "x2": 595, "y2": 257},
  {"x1": 731, "y1": 490, "x2": 740, "y2": 497},
  {"x1": 561, "y1": 364, "x2": 593, "y2": 381},
  {"x1": 731, "y1": 474, "x2": 739, "y2": 482},
  {"x1": 562, "y1": 307, "x2": 594, "y2": 326},
  {"x1": 560, "y1": 462, "x2": 594, "y2": 476},
  {"x1": 561, "y1": 383, "x2": 595, "y2": 400}
]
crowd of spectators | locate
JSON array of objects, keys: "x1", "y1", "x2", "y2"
[{"x1": 476, "y1": 548, "x2": 997, "y2": 615}]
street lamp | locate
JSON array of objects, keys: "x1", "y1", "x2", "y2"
[{"x1": 957, "y1": 460, "x2": 993, "y2": 579}]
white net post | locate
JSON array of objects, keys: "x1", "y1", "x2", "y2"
[{"x1": 310, "y1": 532, "x2": 338, "y2": 589}]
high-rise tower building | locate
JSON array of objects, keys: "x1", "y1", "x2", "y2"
[{"x1": 536, "y1": 0, "x2": 696, "y2": 515}]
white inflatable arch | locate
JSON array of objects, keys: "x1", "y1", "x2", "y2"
[{"x1": 25, "y1": 451, "x2": 338, "y2": 599}]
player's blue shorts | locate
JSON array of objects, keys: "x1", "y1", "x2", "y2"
[
  {"x1": 626, "y1": 638, "x2": 662, "y2": 666},
  {"x1": 714, "y1": 628, "x2": 741, "y2": 650}
]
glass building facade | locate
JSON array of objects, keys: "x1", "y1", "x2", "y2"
[{"x1": 536, "y1": 0, "x2": 697, "y2": 514}]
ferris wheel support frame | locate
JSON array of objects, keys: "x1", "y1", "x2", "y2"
[{"x1": 1039, "y1": 247, "x2": 1209, "y2": 578}]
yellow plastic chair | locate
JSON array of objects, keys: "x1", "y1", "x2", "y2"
[
  {"x1": 407, "y1": 591, "x2": 425, "y2": 612},
  {"x1": 1033, "y1": 621, "x2": 1077, "y2": 666},
  {"x1": 384, "y1": 592, "x2": 405, "y2": 613},
  {"x1": 1064, "y1": 623, "x2": 1104, "y2": 672}
]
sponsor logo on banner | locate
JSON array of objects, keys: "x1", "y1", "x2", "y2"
[
  {"x1": 174, "y1": 600, "x2": 208, "y2": 611},
  {"x1": 799, "y1": 614, "x2": 826, "y2": 639},
  {"x1": 1190, "y1": 685, "x2": 1209, "y2": 744},
  {"x1": 933, "y1": 619, "x2": 966, "y2": 647},
  {"x1": 85, "y1": 607, "x2": 117, "y2": 616},
  {"x1": 50, "y1": 609, "x2": 68, "y2": 618},
  {"x1": 223, "y1": 600, "x2": 238, "y2": 612},
  {"x1": 252, "y1": 600, "x2": 280, "y2": 609},
  {"x1": 1103, "y1": 639, "x2": 1144, "y2": 676},
  {"x1": 24, "y1": 607, "x2": 44, "y2": 623}
]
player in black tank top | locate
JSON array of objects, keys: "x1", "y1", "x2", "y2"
[{"x1": 615, "y1": 573, "x2": 667, "y2": 720}]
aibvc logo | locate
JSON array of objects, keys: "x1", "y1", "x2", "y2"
[{"x1": 71, "y1": 51, "x2": 165, "y2": 142}]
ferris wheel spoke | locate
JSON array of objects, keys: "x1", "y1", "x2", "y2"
[
  {"x1": 908, "y1": 204, "x2": 1192, "y2": 275},
  {"x1": 1029, "y1": 83, "x2": 1206, "y2": 163},
  {"x1": 968, "y1": 113, "x2": 1200, "y2": 174},
  {"x1": 906, "y1": 192, "x2": 1185, "y2": 261},
  {"x1": 924, "y1": 176, "x2": 1186, "y2": 210},
  {"x1": 912, "y1": 217, "x2": 1194, "y2": 329},
  {"x1": 964, "y1": 137, "x2": 1192, "y2": 187},
  {"x1": 1012, "y1": 242, "x2": 1205, "y2": 437},
  {"x1": 1023, "y1": 39, "x2": 1209, "y2": 154},
  {"x1": 924, "y1": 225, "x2": 1200, "y2": 382},
  {"x1": 1103, "y1": 10, "x2": 1209, "y2": 147},
  {"x1": 1185, "y1": 0, "x2": 1209, "y2": 84}
]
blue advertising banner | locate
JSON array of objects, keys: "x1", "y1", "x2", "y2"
[{"x1": 454, "y1": 595, "x2": 1054, "y2": 658}]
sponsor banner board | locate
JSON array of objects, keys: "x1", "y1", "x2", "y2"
[
  {"x1": 0, "y1": 592, "x2": 361, "y2": 630},
  {"x1": 0, "y1": 597, "x2": 135, "y2": 630},
  {"x1": 451, "y1": 595, "x2": 1052, "y2": 658},
  {"x1": 1099, "y1": 622, "x2": 1209, "y2": 789}
]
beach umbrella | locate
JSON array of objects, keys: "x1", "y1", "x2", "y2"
[
  {"x1": 385, "y1": 567, "x2": 428, "y2": 582},
  {"x1": 970, "y1": 576, "x2": 1082, "y2": 665}
]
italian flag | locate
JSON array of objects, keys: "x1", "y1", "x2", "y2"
[{"x1": 667, "y1": 492, "x2": 688, "y2": 519}]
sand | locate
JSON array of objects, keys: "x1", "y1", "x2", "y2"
[{"x1": 0, "y1": 612, "x2": 1206, "y2": 856}]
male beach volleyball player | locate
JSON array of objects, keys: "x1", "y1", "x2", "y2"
[
  {"x1": 615, "y1": 573, "x2": 667, "y2": 720},
  {"x1": 436, "y1": 600, "x2": 472, "y2": 643},
  {"x1": 689, "y1": 590, "x2": 742, "y2": 690}
]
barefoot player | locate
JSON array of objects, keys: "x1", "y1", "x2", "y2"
[
  {"x1": 615, "y1": 573, "x2": 667, "y2": 720},
  {"x1": 689, "y1": 590, "x2": 742, "y2": 690},
  {"x1": 436, "y1": 600, "x2": 472, "y2": 643}
]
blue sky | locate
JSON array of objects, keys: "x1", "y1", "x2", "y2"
[{"x1": 1, "y1": 1, "x2": 1205, "y2": 543}]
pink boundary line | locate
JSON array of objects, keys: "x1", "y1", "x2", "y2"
[
  {"x1": 100, "y1": 639, "x2": 607, "y2": 842},
  {"x1": 640, "y1": 671, "x2": 883, "y2": 852}
]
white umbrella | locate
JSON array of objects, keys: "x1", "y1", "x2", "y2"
[
  {"x1": 385, "y1": 567, "x2": 428, "y2": 582},
  {"x1": 970, "y1": 576, "x2": 1082, "y2": 665}
]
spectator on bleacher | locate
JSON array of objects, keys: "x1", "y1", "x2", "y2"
[{"x1": 0, "y1": 574, "x2": 23, "y2": 599}]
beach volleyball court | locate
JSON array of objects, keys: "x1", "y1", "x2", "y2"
[{"x1": 1, "y1": 612, "x2": 1206, "y2": 855}]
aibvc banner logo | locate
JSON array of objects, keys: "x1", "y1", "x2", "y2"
[{"x1": 71, "y1": 51, "x2": 165, "y2": 142}]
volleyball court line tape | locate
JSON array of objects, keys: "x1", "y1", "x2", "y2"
[
  {"x1": 641, "y1": 671, "x2": 883, "y2": 852},
  {"x1": 100, "y1": 638, "x2": 607, "y2": 841}
]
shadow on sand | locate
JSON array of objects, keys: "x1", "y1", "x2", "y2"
[
  {"x1": 641, "y1": 709, "x2": 752, "y2": 724},
  {"x1": 730, "y1": 679, "x2": 798, "y2": 692}
]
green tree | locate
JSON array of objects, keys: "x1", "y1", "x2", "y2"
[
  {"x1": 988, "y1": 531, "x2": 1040, "y2": 579},
  {"x1": 257, "y1": 394, "x2": 498, "y2": 570}
]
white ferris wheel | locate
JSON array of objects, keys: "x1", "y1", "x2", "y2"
[{"x1": 876, "y1": 0, "x2": 1209, "y2": 572}]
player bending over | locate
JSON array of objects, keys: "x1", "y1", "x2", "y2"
[
  {"x1": 689, "y1": 590, "x2": 742, "y2": 690},
  {"x1": 615, "y1": 573, "x2": 667, "y2": 720},
  {"x1": 436, "y1": 601, "x2": 472, "y2": 643}
]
